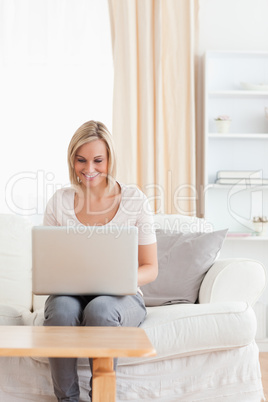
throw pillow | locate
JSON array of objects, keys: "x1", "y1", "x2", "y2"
[{"x1": 141, "y1": 229, "x2": 228, "y2": 306}]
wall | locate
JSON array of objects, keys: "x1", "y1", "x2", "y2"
[
  {"x1": 198, "y1": 0, "x2": 268, "y2": 53},
  {"x1": 0, "y1": 0, "x2": 113, "y2": 224}
]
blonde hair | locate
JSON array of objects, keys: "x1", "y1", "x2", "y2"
[{"x1": 67, "y1": 120, "x2": 116, "y2": 188}]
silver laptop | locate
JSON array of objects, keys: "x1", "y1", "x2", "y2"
[{"x1": 32, "y1": 226, "x2": 138, "y2": 296}]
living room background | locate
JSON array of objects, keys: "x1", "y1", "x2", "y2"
[{"x1": 1, "y1": 0, "x2": 268, "y2": 223}]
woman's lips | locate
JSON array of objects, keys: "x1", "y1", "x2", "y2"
[{"x1": 82, "y1": 172, "x2": 100, "y2": 181}]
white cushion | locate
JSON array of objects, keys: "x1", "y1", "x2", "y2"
[
  {"x1": 199, "y1": 258, "x2": 267, "y2": 306},
  {"x1": 30, "y1": 301, "x2": 256, "y2": 367},
  {"x1": 33, "y1": 295, "x2": 49, "y2": 311},
  {"x1": 0, "y1": 214, "x2": 32, "y2": 312},
  {"x1": 141, "y1": 229, "x2": 227, "y2": 306},
  {"x1": 119, "y1": 301, "x2": 256, "y2": 365},
  {"x1": 22, "y1": 308, "x2": 45, "y2": 326},
  {"x1": 0, "y1": 305, "x2": 23, "y2": 325}
]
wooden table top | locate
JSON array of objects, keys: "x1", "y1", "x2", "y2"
[{"x1": 0, "y1": 326, "x2": 156, "y2": 358}]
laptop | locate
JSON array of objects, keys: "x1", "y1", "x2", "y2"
[{"x1": 32, "y1": 225, "x2": 138, "y2": 296}]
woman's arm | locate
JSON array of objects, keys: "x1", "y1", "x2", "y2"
[
  {"x1": 138, "y1": 243, "x2": 158, "y2": 287},
  {"x1": 43, "y1": 193, "x2": 59, "y2": 226}
]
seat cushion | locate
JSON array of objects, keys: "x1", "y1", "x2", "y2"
[
  {"x1": 118, "y1": 301, "x2": 257, "y2": 365},
  {"x1": 30, "y1": 301, "x2": 256, "y2": 367}
]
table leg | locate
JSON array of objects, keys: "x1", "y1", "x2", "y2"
[{"x1": 92, "y1": 357, "x2": 116, "y2": 402}]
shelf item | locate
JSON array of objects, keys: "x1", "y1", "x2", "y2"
[
  {"x1": 215, "y1": 170, "x2": 268, "y2": 185},
  {"x1": 214, "y1": 120, "x2": 231, "y2": 133},
  {"x1": 252, "y1": 221, "x2": 268, "y2": 237},
  {"x1": 216, "y1": 178, "x2": 268, "y2": 185},
  {"x1": 217, "y1": 170, "x2": 262, "y2": 179}
]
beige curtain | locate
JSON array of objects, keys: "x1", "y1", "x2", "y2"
[{"x1": 108, "y1": 0, "x2": 198, "y2": 215}]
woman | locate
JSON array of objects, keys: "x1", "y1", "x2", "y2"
[{"x1": 43, "y1": 120, "x2": 158, "y2": 401}]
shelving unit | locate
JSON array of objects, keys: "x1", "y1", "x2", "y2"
[
  {"x1": 203, "y1": 51, "x2": 268, "y2": 340},
  {"x1": 203, "y1": 50, "x2": 268, "y2": 233}
]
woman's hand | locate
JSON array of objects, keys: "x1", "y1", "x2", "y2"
[{"x1": 138, "y1": 243, "x2": 158, "y2": 287}]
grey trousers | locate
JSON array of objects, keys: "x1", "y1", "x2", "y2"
[{"x1": 43, "y1": 293, "x2": 147, "y2": 402}]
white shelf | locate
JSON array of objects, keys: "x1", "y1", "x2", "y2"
[
  {"x1": 207, "y1": 50, "x2": 268, "y2": 57},
  {"x1": 207, "y1": 184, "x2": 268, "y2": 189},
  {"x1": 208, "y1": 133, "x2": 268, "y2": 139},
  {"x1": 226, "y1": 236, "x2": 268, "y2": 241},
  {"x1": 209, "y1": 90, "x2": 268, "y2": 97}
]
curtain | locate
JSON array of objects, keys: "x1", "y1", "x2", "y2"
[{"x1": 108, "y1": 0, "x2": 198, "y2": 215}]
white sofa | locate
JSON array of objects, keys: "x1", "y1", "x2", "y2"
[{"x1": 0, "y1": 213, "x2": 266, "y2": 402}]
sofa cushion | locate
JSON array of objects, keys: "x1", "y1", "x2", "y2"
[
  {"x1": 30, "y1": 302, "x2": 256, "y2": 366},
  {"x1": 0, "y1": 304, "x2": 23, "y2": 325},
  {"x1": 119, "y1": 301, "x2": 257, "y2": 365},
  {"x1": 141, "y1": 229, "x2": 227, "y2": 306},
  {"x1": 33, "y1": 295, "x2": 49, "y2": 311},
  {"x1": 0, "y1": 214, "x2": 32, "y2": 312}
]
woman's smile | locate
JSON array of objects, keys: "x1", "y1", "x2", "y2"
[{"x1": 82, "y1": 172, "x2": 100, "y2": 180}]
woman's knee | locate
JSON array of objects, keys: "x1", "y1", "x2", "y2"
[
  {"x1": 82, "y1": 294, "x2": 147, "y2": 327},
  {"x1": 82, "y1": 296, "x2": 121, "y2": 327},
  {"x1": 44, "y1": 295, "x2": 82, "y2": 326}
]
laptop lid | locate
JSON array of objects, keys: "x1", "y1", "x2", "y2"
[{"x1": 32, "y1": 225, "x2": 138, "y2": 296}]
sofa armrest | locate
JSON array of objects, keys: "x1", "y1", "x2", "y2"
[{"x1": 199, "y1": 258, "x2": 266, "y2": 306}]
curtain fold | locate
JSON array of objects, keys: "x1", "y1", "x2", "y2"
[{"x1": 109, "y1": 0, "x2": 198, "y2": 215}]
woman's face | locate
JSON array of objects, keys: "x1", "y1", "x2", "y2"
[{"x1": 74, "y1": 139, "x2": 108, "y2": 189}]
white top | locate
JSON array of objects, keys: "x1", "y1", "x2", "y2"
[{"x1": 43, "y1": 183, "x2": 156, "y2": 246}]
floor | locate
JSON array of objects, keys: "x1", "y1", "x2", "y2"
[{"x1": 260, "y1": 353, "x2": 268, "y2": 399}]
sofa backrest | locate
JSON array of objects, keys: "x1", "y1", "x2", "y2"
[
  {"x1": 154, "y1": 214, "x2": 213, "y2": 233},
  {"x1": 0, "y1": 214, "x2": 33, "y2": 312}
]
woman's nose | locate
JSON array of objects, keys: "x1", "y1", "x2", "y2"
[{"x1": 86, "y1": 161, "x2": 95, "y2": 172}]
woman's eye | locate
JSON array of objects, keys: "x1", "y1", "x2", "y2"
[{"x1": 76, "y1": 158, "x2": 102, "y2": 163}]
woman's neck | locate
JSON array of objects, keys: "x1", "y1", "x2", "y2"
[{"x1": 78, "y1": 180, "x2": 119, "y2": 201}]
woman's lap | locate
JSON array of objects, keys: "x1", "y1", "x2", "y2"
[{"x1": 44, "y1": 293, "x2": 146, "y2": 328}]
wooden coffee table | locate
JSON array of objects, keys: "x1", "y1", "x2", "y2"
[{"x1": 0, "y1": 326, "x2": 156, "y2": 402}]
